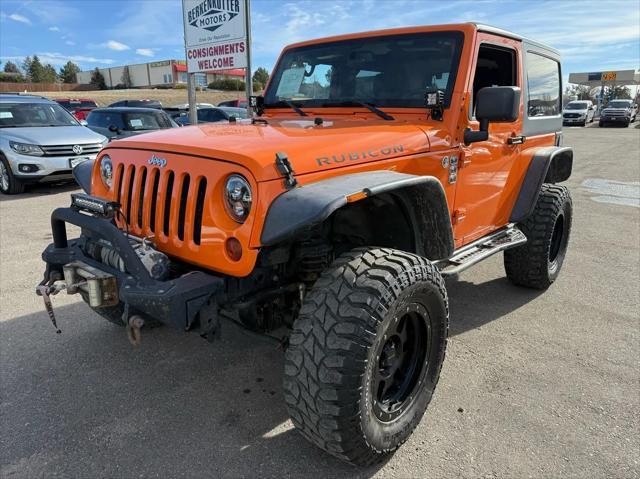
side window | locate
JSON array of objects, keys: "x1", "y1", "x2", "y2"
[
  {"x1": 471, "y1": 44, "x2": 517, "y2": 114},
  {"x1": 526, "y1": 52, "x2": 560, "y2": 117}
]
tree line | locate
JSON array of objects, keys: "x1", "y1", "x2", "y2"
[{"x1": 1, "y1": 57, "x2": 81, "y2": 83}]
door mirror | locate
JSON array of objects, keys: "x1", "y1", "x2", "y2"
[
  {"x1": 108, "y1": 124, "x2": 120, "y2": 133},
  {"x1": 465, "y1": 86, "x2": 521, "y2": 145}
]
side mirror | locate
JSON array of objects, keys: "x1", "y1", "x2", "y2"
[
  {"x1": 464, "y1": 86, "x2": 521, "y2": 145},
  {"x1": 108, "y1": 124, "x2": 120, "y2": 133}
]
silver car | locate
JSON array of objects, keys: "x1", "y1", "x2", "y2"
[{"x1": 0, "y1": 94, "x2": 107, "y2": 194}]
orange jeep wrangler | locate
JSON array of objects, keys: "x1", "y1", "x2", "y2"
[{"x1": 38, "y1": 23, "x2": 572, "y2": 465}]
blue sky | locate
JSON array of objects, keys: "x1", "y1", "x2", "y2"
[{"x1": 1, "y1": 0, "x2": 638, "y2": 85}]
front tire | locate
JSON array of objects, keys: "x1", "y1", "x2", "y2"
[
  {"x1": 504, "y1": 184, "x2": 572, "y2": 289},
  {"x1": 0, "y1": 156, "x2": 25, "y2": 195},
  {"x1": 284, "y1": 247, "x2": 448, "y2": 465}
]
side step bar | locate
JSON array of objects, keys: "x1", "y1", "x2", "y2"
[{"x1": 436, "y1": 225, "x2": 527, "y2": 277}]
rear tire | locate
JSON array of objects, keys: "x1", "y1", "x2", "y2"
[
  {"x1": 284, "y1": 247, "x2": 448, "y2": 465},
  {"x1": 504, "y1": 184, "x2": 572, "y2": 289},
  {"x1": 0, "y1": 156, "x2": 25, "y2": 195}
]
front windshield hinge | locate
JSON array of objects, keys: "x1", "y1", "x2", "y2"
[{"x1": 275, "y1": 152, "x2": 298, "y2": 189}]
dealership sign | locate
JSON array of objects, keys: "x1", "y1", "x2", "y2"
[{"x1": 182, "y1": 0, "x2": 247, "y2": 72}]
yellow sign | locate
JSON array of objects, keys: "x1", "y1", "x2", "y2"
[{"x1": 602, "y1": 71, "x2": 617, "y2": 81}]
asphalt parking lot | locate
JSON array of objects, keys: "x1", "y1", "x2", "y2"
[{"x1": 1, "y1": 126, "x2": 639, "y2": 478}]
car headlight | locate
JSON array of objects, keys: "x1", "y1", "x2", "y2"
[
  {"x1": 9, "y1": 141, "x2": 44, "y2": 156},
  {"x1": 99, "y1": 154, "x2": 113, "y2": 188},
  {"x1": 224, "y1": 174, "x2": 252, "y2": 223}
]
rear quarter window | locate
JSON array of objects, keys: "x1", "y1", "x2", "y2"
[{"x1": 526, "y1": 52, "x2": 561, "y2": 117}]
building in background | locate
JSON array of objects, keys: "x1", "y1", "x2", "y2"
[{"x1": 76, "y1": 60, "x2": 245, "y2": 88}]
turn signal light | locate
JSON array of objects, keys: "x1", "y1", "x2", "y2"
[{"x1": 225, "y1": 237, "x2": 243, "y2": 262}]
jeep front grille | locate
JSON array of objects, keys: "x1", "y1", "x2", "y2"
[
  {"x1": 41, "y1": 143, "x2": 103, "y2": 157},
  {"x1": 114, "y1": 164, "x2": 208, "y2": 246}
]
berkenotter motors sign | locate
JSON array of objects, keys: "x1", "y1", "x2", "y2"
[{"x1": 182, "y1": 0, "x2": 247, "y2": 72}]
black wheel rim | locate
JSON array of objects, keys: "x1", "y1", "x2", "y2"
[
  {"x1": 549, "y1": 213, "x2": 565, "y2": 266},
  {"x1": 372, "y1": 302, "x2": 430, "y2": 422}
]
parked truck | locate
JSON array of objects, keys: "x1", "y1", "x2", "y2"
[{"x1": 37, "y1": 23, "x2": 572, "y2": 465}]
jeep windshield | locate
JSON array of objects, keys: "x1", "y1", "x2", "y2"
[
  {"x1": 0, "y1": 102, "x2": 79, "y2": 128},
  {"x1": 264, "y1": 31, "x2": 463, "y2": 110}
]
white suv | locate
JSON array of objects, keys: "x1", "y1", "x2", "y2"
[
  {"x1": 0, "y1": 94, "x2": 107, "y2": 194},
  {"x1": 562, "y1": 100, "x2": 595, "y2": 127}
]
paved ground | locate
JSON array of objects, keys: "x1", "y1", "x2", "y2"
[{"x1": 1, "y1": 126, "x2": 639, "y2": 478}]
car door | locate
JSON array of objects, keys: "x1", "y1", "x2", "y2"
[{"x1": 452, "y1": 36, "x2": 524, "y2": 243}]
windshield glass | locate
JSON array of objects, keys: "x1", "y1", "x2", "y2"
[
  {"x1": 0, "y1": 102, "x2": 79, "y2": 128},
  {"x1": 565, "y1": 102, "x2": 589, "y2": 110},
  {"x1": 123, "y1": 112, "x2": 171, "y2": 130},
  {"x1": 608, "y1": 100, "x2": 631, "y2": 108},
  {"x1": 58, "y1": 100, "x2": 97, "y2": 109},
  {"x1": 264, "y1": 31, "x2": 464, "y2": 109}
]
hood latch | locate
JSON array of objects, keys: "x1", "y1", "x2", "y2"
[{"x1": 275, "y1": 152, "x2": 298, "y2": 189}]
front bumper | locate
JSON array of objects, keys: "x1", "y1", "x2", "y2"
[
  {"x1": 41, "y1": 207, "x2": 224, "y2": 329},
  {"x1": 3, "y1": 149, "x2": 97, "y2": 181},
  {"x1": 600, "y1": 116, "x2": 630, "y2": 122},
  {"x1": 563, "y1": 117, "x2": 586, "y2": 124}
]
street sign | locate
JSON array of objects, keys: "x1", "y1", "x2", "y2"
[{"x1": 182, "y1": 0, "x2": 248, "y2": 72}]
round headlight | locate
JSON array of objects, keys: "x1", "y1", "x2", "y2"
[
  {"x1": 224, "y1": 174, "x2": 252, "y2": 223},
  {"x1": 99, "y1": 155, "x2": 113, "y2": 188}
]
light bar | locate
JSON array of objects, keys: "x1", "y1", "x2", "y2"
[{"x1": 71, "y1": 193, "x2": 120, "y2": 218}]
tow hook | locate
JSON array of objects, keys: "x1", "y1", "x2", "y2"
[
  {"x1": 36, "y1": 282, "x2": 67, "y2": 333},
  {"x1": 126, "y1": 315, "x2": 145, "y2": 346}
]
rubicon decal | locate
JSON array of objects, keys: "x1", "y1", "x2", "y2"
[
  {"x1": 187, "y1": 0, "x2": 241, "y2": 33},
  {"x1": 316, "y1": 145, "x2": 405, "y2": 167}
]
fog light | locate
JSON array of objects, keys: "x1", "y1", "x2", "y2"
[
  {"x1": 225, "y1": 237, "x2": 242, "y2": 262},
  {"x1": 18, "y1": 164, "x2": 40, "y2": 173}
]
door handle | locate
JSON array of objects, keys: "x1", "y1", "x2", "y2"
[{"x1": 507, "y1": 135, "x2": 526, "y2": 145}]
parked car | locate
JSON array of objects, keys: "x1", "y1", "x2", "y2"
[
  {"x1": 173, "y1": 106, "x2": 248, "y2": 125},
  {"x1": 599, "y1": 99, "x2": 638, "y2": 127},
  {"x1": 108, "y1": 99, "x2": 163, "y2": 109},
  {"x1": 54, "y1": 98, "x2": 98, "y2": 121},
  {"x1": 39, "y1": 24, "x2": 573, "y2": 465},
  {"x1": 86, "y1": 107, "x2": 178, "y2": 140},
  {"x1": 562, "y1": 100, "x2": 595, "y2": 126},
  {"x1": 170, "y1": 103, "x2": 214, "y2": 110},
  {"x1": 218, "y1": 98, "x2": 248, "y2": 108},
  {"x1": 0, "y1": 93, "x2": 107, "y2": 194}
]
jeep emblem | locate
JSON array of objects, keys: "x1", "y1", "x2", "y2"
[
  {"x1": 148, "y1": 155, "x2": 167, "y2": 168},
  {"x1": 72, "y1": 145, "x2": 83, "y2": 155}
]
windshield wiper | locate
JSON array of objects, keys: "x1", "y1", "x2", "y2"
[
  {"x1": 265, "y1": 100, "x2": 307, "y2": 117},
  {"x1": 321, "y1": 100, "x2": 394, "y2": 121},
  {"x1": 282, "y1": 100, "x2": 307, "y2": 117}
]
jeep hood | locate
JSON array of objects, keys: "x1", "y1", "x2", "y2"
[{"x1": 105, "y1": 118, "x2": 434, "y2": 182}]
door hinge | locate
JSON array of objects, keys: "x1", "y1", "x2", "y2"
[{"x1": 507, "y1": 135, "x2": 526, "y2": 145}]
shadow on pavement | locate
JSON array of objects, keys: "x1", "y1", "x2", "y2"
[
  {"x1": 447, "y1": 276, "x2": 544, "y2": 336},
  {"x1": 0, "y1": 181, "x2": 78, "y2": 203},
  {"x1": 0, "y1": 302, "x2": 382, "y2": 478}
]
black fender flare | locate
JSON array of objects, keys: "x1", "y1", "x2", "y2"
[
  {"x1": 73, "y1": 158, "x2": 94, "y2": 194},
  {"x1": 260, "y1": 171, "x2": 454, "y2": 260},
  {"x1": 510, "y1": 146, "x2": 573, "y2": 223}
]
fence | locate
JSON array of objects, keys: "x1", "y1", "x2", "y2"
[{"x1": 0, "y1": 82, "x2": 98, "y2": 93}]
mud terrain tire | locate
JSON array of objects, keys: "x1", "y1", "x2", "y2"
[
  {"x1": 504, "y1": 184, "x2": 572, "y2": 289},
  {"x1": 283, "y1": 247, "x2": 448, "y2": 465}
]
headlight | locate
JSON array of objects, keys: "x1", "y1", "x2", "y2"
[
  {"x1": 9, "y1": 141, "x2": 44, "y2": 156},
  {"x1": 224, "y1": 174, "x2": 252, "y2": 223},
  {"x1": 99, "y1": 155, "x2": 113, "y2": 188}
]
